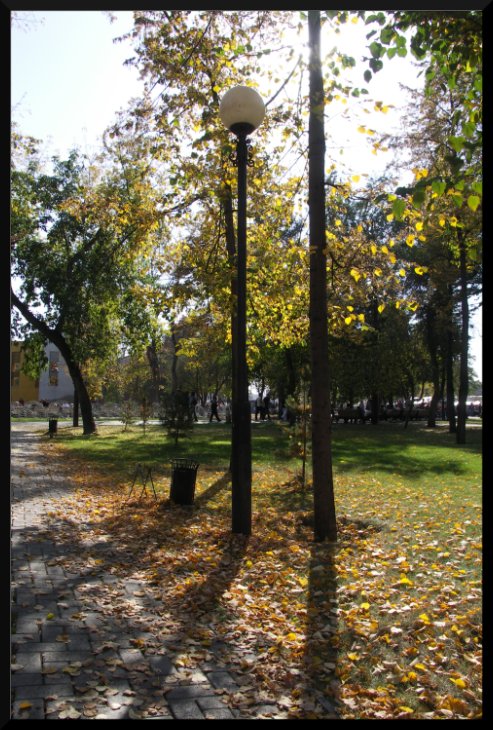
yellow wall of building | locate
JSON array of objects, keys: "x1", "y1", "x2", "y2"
[{"x1": 11, "y1": 342, "x2": 39, "y2": 402}]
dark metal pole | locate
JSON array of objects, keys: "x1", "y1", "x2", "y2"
[{"x1": 231, "y1": 131, "x2": 252, "y2": 535}]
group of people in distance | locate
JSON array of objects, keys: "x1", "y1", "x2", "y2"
[{"x1": 189, "y1": 391, "x2": 273, "y2": 423}]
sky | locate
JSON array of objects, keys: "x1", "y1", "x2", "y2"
[{"x1": 11, "y1": 10, "x2": 482, "y2": 381}]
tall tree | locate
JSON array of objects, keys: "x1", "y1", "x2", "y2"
[
  {"x1": 357, "y1": 10, "x2": 482, "y2": 443},
  {"x1": 11, "y1": 133, "x2": 161, "y2": 434},
  {"x1": 308, "y1": 10, "x2": 337, "y2": 542},
  {"x1": 382, "y1": 66, "x2": 481, "y2": 442}
]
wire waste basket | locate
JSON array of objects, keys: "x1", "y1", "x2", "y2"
[{"x1": 169, "y1": 458, "x2": 199, "y2": 505}]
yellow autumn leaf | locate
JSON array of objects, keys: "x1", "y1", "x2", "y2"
[
  {"x1": 351, "y1": 175, "x2": 360, "y2": 182},
  {"x1": 360, "y1": 602, "x2": 371, "y2": 610},
  {"x1": 374, "y1": 267, "x2": 382, "y2": 276},
  {"x1": 399, "y1": 268, "x2": 406, "y2": 277},
  {"x1": 347, "y1": 652, "x2": 360, "y2": 661},
  {"x1": 378, "y1": 303, "x2": 385, "y2": 314},
  {"x1": 46, "y1": 613, "x2": 55, "y2": 620},
  {"x1": 357, "y1": 125, "x2": 366, "y2": 134},
  {"x1": 414, "y1": 663, "x2": 427, "y2": 671},
  {"x1": 346, "y1": 305, "x2": 354, "y2": 312},
  {"x1": 386, "y1": 213, "x2": 394, "y2": 222},
  {"x1": 335, "y1": 219, "x2": 342, "y2": 227},
  {"x1": 285, "y1": 632, "x2": 298, "y2": 641},
  {"x1": 450, "y1": 677, "x2": 467, "y2": 688},
  {"x1": 370, "y1": 243, "x2": 377, "y2": 255},
  {"x1": 415, "y1": 221, "x2": 424, "y2": 231},
  {"x1": 344, "y1": 316, "x2": 353, "y2": 325},
  {"x1": 399, "y1": 706, "x2": 414, "y2": 714},
  {"x1": 381, "y1": 245, "x2": 389, "y2": 254},
  {"x1": 350, "y1": 269, "x2": 361, "y2": 281},
  {"x1": 419, "y1": 613, "x2": 431, "y2": 624}
]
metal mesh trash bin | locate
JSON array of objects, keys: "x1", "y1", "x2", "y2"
[
  {"x1": 48, "y1": 419, "x2": 58, "y2": 438},
  {"x1": 170, "y1": 458, "x2": 199, "y2": 505}
]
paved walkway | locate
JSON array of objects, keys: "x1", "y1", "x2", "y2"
[{"x1": 10, "y1": 423, "x2": 268, "y2": 720}]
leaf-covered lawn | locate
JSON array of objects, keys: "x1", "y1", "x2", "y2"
[{"x1": 41, "y1": 423, "x2": 482, "y2": 719}]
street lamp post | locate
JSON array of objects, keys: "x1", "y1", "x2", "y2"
[{"x1": 219, "y1": 85, "x2": 265, "y2": 536}]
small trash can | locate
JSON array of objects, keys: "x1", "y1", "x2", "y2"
[
  {"x1": 48, "y1": 418, "x2": 58, "y2": 438},
  {"x1": 170, "y1": 458, "x2": 199, "y2": 505}
]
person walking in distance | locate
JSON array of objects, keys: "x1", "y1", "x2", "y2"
[{"x1": 209, "y1": 394, "x2": 221, "y2": 422}]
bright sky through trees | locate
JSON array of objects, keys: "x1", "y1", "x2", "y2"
[{"x1": 11, "y1": 10, "x2": 482, "y2": 380}]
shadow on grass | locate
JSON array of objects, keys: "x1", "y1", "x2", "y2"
[
  {"x1": 302, "y1": 541, "x2": 340, "y2": 719},
  {"x1": 194, "y1": 471, "x2": 231, "y2": 508},
  {"x1": 331, "y1": 422, "x2": 482, "y2": 477}
]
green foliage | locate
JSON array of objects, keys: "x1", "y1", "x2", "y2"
[
  {"x1": 159, "y1": 390, "x2": 194, "y2": 446},
  {"x1": 120, "y1": 400, "x2": 137, "y2": 432},
  {"x1": 17, "y1": 332, "x2": 48, "y2": 381}
]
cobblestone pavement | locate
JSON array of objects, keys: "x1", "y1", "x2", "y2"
[{"x1": 10, "y1": 423, "x2": 276, "y2": 720}]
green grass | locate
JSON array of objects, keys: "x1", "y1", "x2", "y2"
[
  {"x1": 53, "y1": 418, "x2": 482, "y2": 483},
  {"x1": 52, "y1": 421, "x2": 300, "y2": 474},
  {"x1": 53, "y1": 420, "x2": 481, "y2": 551}
]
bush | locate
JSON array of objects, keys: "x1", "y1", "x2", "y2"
[{"x1": 159, "y1": 390, "x2": 194, "y2": 445}]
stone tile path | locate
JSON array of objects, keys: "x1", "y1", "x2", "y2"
[{"x1": 10, "y1": 424, "x2": 274, "y2": 720}]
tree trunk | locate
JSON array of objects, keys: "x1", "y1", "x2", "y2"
[
  {"x1": 425, "y1": 306, "x2": 439, "y2": 428},
  {"x1": 285, "y1": 348, "x2": 297, "y2": 397},
  {"x1": 68, "y1": 363, "x2": 96, "y2": 436},
  {"x1": 73, "y1": 388, "x2": 79, "y2": 428},
  {"x1": 456, "y1": 229, "x2": 469, "y2": 444},
  {"x1": 370, "y1": 392, "x2": 380, "y2": 425},
  {"x1": 446, "y1": 329, "x2": 457, "y2": 433},
  {"x1": 308, "y1": 10, "x2": 337, "y2": 543},
  {"x1": 170, "y1": 323, "x2": 179, "y2": 394},
  {"x1": 146, "y1": 339, "x2": 162, "y2": 403}
]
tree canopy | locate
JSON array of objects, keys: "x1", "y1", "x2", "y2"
[{"x1": 11, "y1": 10, "x2": 482, "y2": 444}]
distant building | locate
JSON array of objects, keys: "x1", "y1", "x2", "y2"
[
  {"x1": 38, "y1": 345, "x2": 73, "y2": 401},
  {"x1": 10, "y1": 342, "x2": 39, "y2": 402},
  {"x1": 10, "y1": 341, "x2": 73, "y2": 402}
]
